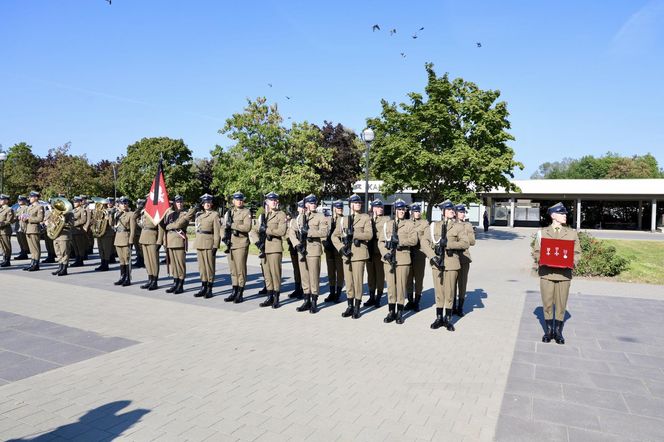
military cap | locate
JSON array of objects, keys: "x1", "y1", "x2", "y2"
[
  {"x1": 304, "y1": 194, "x2": 318, "y2": 204},
  {"x1": 72, "y1": 196, "x2": 82, "y2": 202},
  {"x1": 394, "y1": 199, "x2": 407, "y2": 209},
  {"x1": 548, "y1": 202, "x2": 568, "y2": 215},
  {"x1": 348, "y1": 194, "x2": 362, "y2": 203},
  {"x1": 29, "y1": 191, "x2": 41, "y2": 198},
  {"x1": 136, "y1": 198, "x2": 146, "y2": 205},
  {"x1": 79, "y1": 195, "x2": 89, "y2": 200},
  {"x1": 107, "y1": 197, "x2": 115, "y2": 203},
  {"x1": 0, "y1": 194, "x2": 9, "y2": 200},
  {"x1": 438, "y1": 199, "x2": 454, "y2": 210},
  {"x1": 410, "y1": 203, "x2": 422, "y2": 212},
  {"x1": 18, "y1": 195, "x2": 28, "y2": 202},
  {"x1": 117, "y1": 196, "x2": 130, "y2": 205},
  {"x1": 370, "y1": 199, "x2": 384, "y2": 207},
  {"x1": 232, "y1": 191, "x2": 245, "y2": 201},
  {"x1": 454, "y1": 204, "x2": 467, "y2": 213},
  {"x1": 297, "y1": 200, "x2": 305, "y2": 208},
  {"x1": 173, "y1": 195, "x2": 184, "y2": 202},
  {"x1": 200, "y1": 193, "x2": 213, "y2": 202},
  {"x1": 265, "y1": 192, "x2": 279, "y2": 200},
  {"x1": 332, "y1": 200, "x2": 344, "y2": 209}
]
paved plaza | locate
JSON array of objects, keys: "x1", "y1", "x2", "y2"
[{"x1": 1, "y1": 228, "x2": 663, "y2": 441}]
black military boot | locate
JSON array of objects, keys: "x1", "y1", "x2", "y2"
[
  {"x1": 542, "y1": 320, "x2": 554, "y2": 343},
  {"x1": 363, "y1": 289, "x2": 376, "y2": 307},
  {"x1": 122, "y1": 269, "x2": 132, "y2": 286},
  {"x1": 109, "y1": 255, "x2": 117, "y2": 264},
  {"x1": 324, "y1": 286, "x2": 336, "y2": 303},
  {"x1": 42, "y1": 254, "x2": 56, "y2": 264},
  {"x1": 58, "y1": 264, "x2": 68, "y2": 276},
  {"x1": 27, "y1": 260, "x2": 40, "y2": 272},
  {"x1": 383, "y1": 303, "x2": 396, "y2": 323},
  {"x1": 148, "y1": 276, "x2": 159, "y2": 291},
  {"x1": 16, "y1": 252, "x2": 29, "y2": 260},
  {"x1": 23, "y1": 259, "x2": 36, "y2": 271},
  {"x1": 404, "y1": 292, "x2": 415, "y2": 311},
  {"x1": 352, "y1": 299, "x2": 362, "y2": 319},
  {"x1": 430, "y1": 308, "x2": 445, "y2": 329},
  {"x1": 341, "y1": 299, "x2": 354, "y2": 317},
  {"x1": 224, "y1": 286, "x2": 237, "y2": 302},
  {"x1": 396, "y1": 304, "x2": 405, "y2": 324},
  {"x1": 195, "y1": 282, "x2": 207, "y2": 298},
  {"x1": 413, "y1": 294, "x2": 421, "y2": 312},
  {"x1": 296, "y1": 294, "x2": 311, "y2": 312},
  {"x1": 52, "y1": 264, "x2": 63, "y2": 275},
  {"x1": 114, "y1": 265, "x2": 126, "y2": 285},
  {"x1": 444, "y1": 310, "x2": 455, "y2": 331},
  {"x1": 174, "y1": 279, "x2": 185, "y2": 294},
  {"x1": 455, "y1": 295, "x2": 466, "y2": 317},
  {"x1": 272, "y1": 292, "x2": 280, "y2": 309},
  {"x1": 0, "y1": 258, "x2": 10, "y2": 267},
  {"x1": 289, "y1": 283, "x2": 303, "y2": 299},
  {"x1": 133, "y1": 256, "x2": 144, "y2": 268},
  {"x1": 204, "y1": 282, "x2": 214, "y2": 299},
  {"x1": 258, "y1": 285, "x2": 268, "y2": 295},
  {"x1": 233, "y1": 286, "x2": 244, "y2": 303},
  {"x1": 554, "y1": 320, "x2": 565, "y2": 345},
  {"x1": 374, "y1": 291, "x2": 383, "y2": 308},
  {"x1": 260, "y1": 291, "x2": 274, "y2": 307},
  {"x1": 166, "y1": 278, "x2": 178, "y2": 293},
  {"x1": 70, "y1": 257, "x2": 84, "y2": 267},
  {"x1": 310, "y1": 295, "x2": 319, "y2": 314},
  {"x1": 95, "y1": 259, "x2": 109, "y2": 272},
  {"x1": 141, "y1": 276, "x2": 153, "y2": 289},
  {"x1": 335, "y1": 286, "x2": 343, "y2": 303}
]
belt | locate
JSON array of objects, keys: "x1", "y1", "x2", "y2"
[
  {"x1": 233, "y1": 231, "x2": 248, "y2": 237},
  {"x1": 143, "y1": 227, "x2": 157, "y2": 231},
  {"x1": 197, "y1": 230, "x2": 212, "y2": 234}
]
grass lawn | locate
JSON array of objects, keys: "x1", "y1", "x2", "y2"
[{"x1": 603, "y1": 240, "x2": 664, "y2": 285}]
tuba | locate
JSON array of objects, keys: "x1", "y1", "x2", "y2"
[
  {"x1": 91, "y1": 197, "x2": 110, "y2": 237},
  {"x1": 46, "y1": 197, "x2": 73, "y2": 240}
]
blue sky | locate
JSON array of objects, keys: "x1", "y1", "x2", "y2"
[{"x1": 1, "y1": 0, "x2": 663, "y2": 179}]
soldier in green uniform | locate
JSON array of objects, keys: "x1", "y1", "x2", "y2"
[
  {"x1": 454, "y1": 204, "x2": 476, "y2": 317},
  {"x1": 195, "y1": 194, "x2": 221, "y2": 299},
  {"x1": 15, "y1": 196, "x2": 30, "y2": 260},
  {"x1": 0, "y1": 194, "x2": 14, "y2": 267},
  {"x1": 333, "y1": 194, "x2": 372, "y2": 319},
  {"x1": 163, "y1": 196, "x2": 195, "y2": 294},
  {"x1": 112, "y1": 197, "x2": 136, "y2": 286},
  {"x1": 80, "y1": 195, "x2": 94, "y2": 257},
  {"x1": 406, "y1": 203, "x2": 429, "y2": 312},
  {"x1": 287, "y1": 201, "x2": 309, "y2": 300},
  {"x1": 41, "y1": 201, "x2": 57, "y2": 264},
  {"x1": 138, "y1": 198, "x2": 164, "y2": 291},
  {"x1": 256, "y1": 192, "x2": 288, "y2": 309},
  {"x1": 70, "y1": 196, "x2": 88, "y2": 267},
  {"x1": 323, "y1": 200, "x2": 344, "y2": 303},
  {"x1": 533, "y1": 202, "x2": 581, "y2": 345},
  {"x1": 95, "y1": 198, "x2": 116, "y2": 271},
  {"x1": 22, "y1": 191, "x2": 44, "y2": 272},
  {"x1": 132, "y1": 199, "x2": 145, "y2": 268},
  {"x1": 378, "y1": 199, "x2": 418, "y2": 324},
  {"x1": 424, "y1": 200, "x2": 469, "y2": 331},
  {"x1": 50, "y1": 203, "x2": 74, "y2": 276},
  {"x1": 366, "y1": 199, "x2": 388, "y2": 308},
  {"x1": 222, "y1": 192, "x2": 252, "y2": 303}
]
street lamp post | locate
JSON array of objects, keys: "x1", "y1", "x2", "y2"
[
  {"x1": 112, "y1": 163, "x2": 117, "y2": 199},
  {"x1": 0, "y1": 146, "x2": 7, "y2": 195},
  {"x1": 361, "y1": 128, "x2": 374, "y2": 212}
]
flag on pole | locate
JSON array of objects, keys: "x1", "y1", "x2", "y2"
[{"x1": 144, "y1": 158, "x2": 170, "y2": 225}]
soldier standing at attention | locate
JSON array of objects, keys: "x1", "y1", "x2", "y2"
[
  {"x1": 0, "y1": 194, "x2": 14, "y2": 267},
  {"x1": 425, "y1": 200, "x2": 469, "y2": 331},
  {"x1": 23, "y1": 191, "x2": 44, "y2": 272},
  {"x1": 15, "y1": 196, "x2": 30, "y2": 260},
  {"x1": 287, "y1": 200, "x2": 309, "y2": 301},
  {"x1": 365, "y1": 199, "x2": 389, "y2": 308},
  {"x1": 222, "y1": 192, "x2": 252, "y2": 303},
  {"x1": 70, "y1": 196, "x2": 88, "y2": 267},
  {"x1": 163, "y1": 196, "x2": 195, "y2": 294},
  {"x1": 50, "y1": 203, "x2": 73, "y2": 277},
  {"x1": 257, "y1": 192, "x2": 288, "y2": 309},
  {"x1": 323, "y1": 200, "x2": 345, "y2": 304},
  {"x1": 112, "y1": 197, "x2": 136, "y2": 287},
  {"x1": 95, "y1": 198, "x2": 116, "y2": 272},
  {"x1": 80, "y1": 195, "x2": 94, "y2": 258},
  {"x1": 454, "y1": 204, "x2": 475, "y2": 317},
  {"x1": 533, "y1": 203, "x2": 581, "y2": 345},
  {"x1": 405, "y1": 203, "x2": 429, "y2": 312},
  {"x1": 195, "y1": 194, "x2": 221, "y2": 299},
  {"x1": 132, "y1": 199, "x2": 145, "y2": 268},
  {"x1": 139, "y1": 198, "x2": 164, "y2": 291}
]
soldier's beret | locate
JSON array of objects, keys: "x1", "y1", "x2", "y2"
[
  {"x1": 136, "y1": 199, "x2": 146, "y2": 205},
  {"x1": 173, "y1": 195, "x2": 184, "y2": 202},
  {"x1": 348, "y1": 194, "x2": 362, "y2": 203},
  {"x1": 107, "y1": 197, "x2": 115, "y2": 203},
  {"x1": 265, "y1": 192, "x2": 279, "y2": 200},
  {"x1": 200, "y1": 193, "x2": 213, "y2": 202},
  {"x1": 370, "y1": 199, "x2": 384, "y2": 207},
  {"x1": 72, "y1": 196, "x2": 82, "y2": 202},
  {"x1": 548, "y1": 202, "x2": 568, "y2": 215},
  {"x1": 18, "y1": 195, "x2": 28, "y2": 202},
  {"x1": 304, "y1": 194, "x2": 318, "y2": 204},
  {"x1": 394, "y1": 199, "x2": 407, "y2": 209},
  {"x1": 80, "y1": 195, "x2": 89, "y2": 200},
  {"x1": 29, "y1": 191, "x2": 41, "y2": 198},
  {"x1": 438, "y1": 199, "x2": 454, "y2": 210},
  {"x1": 0, "y1": 194, "x2": 9, "y2": 200},
  {"x1": 118, "y1": 197, "x2": 130, "y2": 204},
  {"x1": 332, "y1": 200, "x2": 344, "y2": 209},
  {"x1": 410, "y1": 203, "x2": 422, "y2": 212},
  {"x1": 454, "y1": 204, "x2": 466, "y2": 213},
  {"x1": 232, "y1": 192, "x2": 245, "y2": 201},
  {"x1": 297, "y1": 200, "x2": 305, "y2": 208}
]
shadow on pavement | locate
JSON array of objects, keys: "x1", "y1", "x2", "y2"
[
  {"x1": 476, "y1": 229, "x2": 522, "y2": 241},
  {"x1": 7, "y1": 400, "x2": 149, "y2": 441},
  {"x1": 532, "y1": 306, "x2": 572, "y2": 332}
]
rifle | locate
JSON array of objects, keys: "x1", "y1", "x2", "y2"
[
  {"x1": 430, "y1": 221, "x2": 448, "y2": 270},
  {"x1": 222, "y1": 206, "x2": 233, "y2": 253},
  {"x1": 295, "y1": 212, "x2": 309, "y2": 262},
  {"x1": 383, "y1": 218, "x2": 399, "y2": 273},
  {"x1": 341, "y1": 213, "x2": 354, "y2": 258},
  {"x1": 323, "y1": 214, "x2": 336, "y2": 252},
  {"x1": 256, "y1": 212, "x2": 267, "y2": 259}
]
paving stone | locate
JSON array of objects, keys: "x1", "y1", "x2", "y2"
[
  {"x1": 644, "y1": 379, "x2": 664, "y2": 398},
  {"x1": 562, "y1": 385, "x2": 628, "y2": 412},
  {"x1": 535, "y1": 365, "x2": 594, "y2": 387},
  {"x1": 499, "y1": 393, "x2": 532, "y2": 420},
  {"x1": 532, "y1": 397, "x2": 601, "y2": 431},
  {"x1": 588, "y1": 373, "x2": 649, "y2": 395},
  {"x1": 494, "y1": 415, "x2": 567, "y2": 442},
  {"x1": 567, "y1": 427, "x2": 626, "y2": 442},
  {"x1": 621, "y1": 393, "x2": 664, "y2": 419},
  {"x1": 597, "y1": 408, "x2": 664, "y2": 441},
  {"x1": 0, "y1": 351, "x2": 31, "y2": 369},
  {"x1": 504, "y1": 376, "x2": 564, "y2": 400},
  {"x1": 0, "y1": 358, "x2": 61, "y2": 382}
]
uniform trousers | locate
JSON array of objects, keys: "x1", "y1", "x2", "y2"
[
  {"x1": 54, "y1": 238, "x2": 71, "y2": 264},
  {"x1": 142, "y1": 244, "x2": 160, "y2": 277},
  {"x1": 407, "y1": 249, "x2": 426, "y2": 296},
  {"x1": 98, "y1": 234, "x2": 115, "y2": 261},
  {"x1": 302, "y1": 256, "x2": 321, "y2": 295},
  {"x1": 198, "y1": 249, "x2": 216, "y2": 283},
  {"x1": 0, "y1": 232, "x2": 11, "y2": 259},
  {"x1": 433, "y1": 268, "x2": 458, "y2": 310},
  {"x1": 540, "y1": 278, "x2": 571, "y2": 321},
  {"x1": 168, "y1": 248, "x2": 186, "y2": 279},
  {"x1": 262, "y1": 252, "x2": 282, "y2": 292},
  {"x1": 228, "y1": 247, "x2": 248, "y2": 287},
  {"x1": 116, "y1": 245, "x2": 131, "y2": 265},
  {"x1": 27, "y1": 233, "x2": 41, "y2": 260},
  {"x1": 456, "y1": 261, "x2": 470, "y2": 303},
  {"x1": 367, "y1": 253, "x2": 385, "y2": 293},
  {"x1": 325, "y1": 249, "x2": 344, "y2": 288},
  {"x1": 72, "y1": 234, "x2": 86, "y2": 258},
  {"x1": 388, "y1": 265, "x2": 410, "y2": 305},
  {"x1": 17, "y1": 232, "x2": 29, "y2": 254}
]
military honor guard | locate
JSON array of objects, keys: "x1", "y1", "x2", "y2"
[
  {"x1": 256, "y1": 192, "x2": 288, "y2": 309},
  {"x1": 22, "y1": 191, "x2": 45, "y2": 271},
  {"x1": 112, "y1": 197, "x2": 136, "y2": 286},
  {"x1": 533, "y1": 203, "x2": 580, "y2": 345},
  {"x1": 138, "y1": 198, "x2": 164, "y2": 291},
  {"x1": 333, "y1": 194, "x2": 372, "y2": 318},
  {"x1": 80, "y1": 195, "x2": 94, "y2": 257},
  {"x1": 454, "y1": 204, "x2": 475, "y2": 317},
  {"x1": 366, "y1": 199, "x2": 388, "y2": 308},
  {"x1": 406, "y1": 203, "x2": 429, "y2": 312},
  {"x1": 48, "y1": 199, "x2": 74, "y2": 277},
  {"x1": 0, "y1": 194, "x2": 14, "y2": 267},
  {"x1": 424, "y1": 200, "x2": 469, "y2": 331},
  {"x1": 193, "y1": 194, "x2": 221, "y2": 299},
  {"x1": 132, "y1": 199, "x2": 145, "y2": 268},
  {"x1": 288, "y1": 200, "x2": 309, "y2": 300},
  {"x1": 14, "y1": 196, "x2": 30, "y2": 260},
  {"x1": 221, "y1": 192, "x2": 251, "y2": 303},
  {"x1": 323, "y1": 200, "x2": 345, "y2": 303},
  {"x1": 70, "y1": 196, "x2": 88, "y2": 267},
  {"x1": 94, "y1": 198, "x2": 116, "y2": 271},
  {"x1": 163, "y1": 196, "x2": 194, "y2": 294}
]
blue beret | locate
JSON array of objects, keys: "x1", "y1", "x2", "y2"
[
  {"x1": 297, "y1": 200, "x2": 305, "y2": 208},
  {"x1": 548, "y1": 202, "x2": 568, "y2": 215},
  {"x1": 232, "y1": 192, "x2": 245, "y2": 201},
  {"x1": 454, "y1": 204, "x2": 466, "y2": 213},
  {"x1": 370, "y1": 199, "x2": 383, "y2": 207},
  {"x1": 107, "y1": 197, "x2": 115, "y2": 203},
  {"x1": 0, "y1": 194, "x2": 9, "y2": 200},
  {"x1": 29, "y1": 191, "x2": 41, "y2": 198},
  {"x1": 348, "y1": 194, "x2": 362, "y2": 203},
  {"x1": 304, "y1": 194, "x2": 318, "y2": 204},
  {"x1": 73, "y1": 196, "x2": 82, "y2": 202},
  {"x1": 79, "y1": 195, "x2": 89, "y2": 200},
  {"x1": 438, "y1": 199, "x2": 454, "y2": 210},
  {"x1": 394, "y1": 199, "x2": 407, "y2": 209},
  {"x1": 173, "y1": 195, "x2": 183, "y2": 202},
  {"x1": 265, "y1": 192, "x2": 279, "y2": 200},
  {"x1": 332, "y1": 200, "x2": 344, "y2": 209},
  {"x1": 200, "y1": 193, "x2": 213, "y2": 202},
  {"x1": 410, "y1": 203, "x2": 421, "y2": 212},
  {"x1": 118, "y1": 196, "x2": 130, "y2": 205}
]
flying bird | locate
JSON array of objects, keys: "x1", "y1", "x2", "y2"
[
  {"x1": 412, "y1": 34, "x2": 418, "y2": 39},
  {"x1": 419, "y1": 27, "x2": 424, "y2": 31},
  {"x1": 105, "y1": 0, "x2": 111, "y2": 4},
  {"x1": 390, "y1": 29, "x2": 397, "y2": 36},
  {"x1": 286, "y1": 96, "x2": 291, "y2": 100},
  {"x1": 268, "y1": 83, "x2": 272, "y2": 87},
  {"x1": 400, "y1": 52, "x2": 406, "y2": 58},
  {"x1": 476, "y1": 42, "x2": 482, "y2": 48},
  {"x1": 372, "y1": 24, "x2": 380, "y2": 32}
]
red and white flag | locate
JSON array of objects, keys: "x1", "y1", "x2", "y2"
[{"x1": 144, "y1": 158, "x2": 170, "y2": 225}]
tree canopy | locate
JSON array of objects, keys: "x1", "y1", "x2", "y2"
[
  {"x1": 2, "y1": 142, "x2": 40, "y2": 200},
  {"x1": 36, "y1": 143, "x2": 100, "y2": 199},
  {"x1": 531, "y1": 153, "x2": 664, "y2": 179}
]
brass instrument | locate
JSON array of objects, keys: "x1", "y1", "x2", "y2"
[
  {"x1": 46, "y1": 197, "x2": 73, "y2": 240},
  {"x1": 91, "y1": 197, "x2": 110, "y2": 237}
]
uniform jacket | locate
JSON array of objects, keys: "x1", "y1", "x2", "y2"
[
  {"x1": 369, "y1": 215, "x2": 390, "y2": 257},
  {"x1": 195, "y1": 210, "x2": 221, "y2": 250},
  {"x1": 411, "y1": 218, "x2": 430, "y2": 251},
  {"x1": 323, "y1": 213, "x2": 342, "y2": 253},
  {"x1": 533, "y1": 224, "x2": 581, "y2": 281},
  {"x1": 16, "y1": 205, "x2": 28, "y2": 233},
  {"x1": 26, "y1": 204, "x2": 45, "y2": 235},
  {"x1": 53, "y1": 212, "x2": 74, "y2": 243},
  {"x1": 261, "y1": 209, "x2": 288, "y2": 254},
  {"x1": 423, "y1": 219, "x2": 469, "y2": 271},
  {"x1": 139, "y1": 210, "x2": 164, "y2": 245},
  {"x1": 378, "y1": 218, "x2": 419, "y2": 266},
  {"x1": 0, "y1": 206, "x2": 15, "y2": 235},
  {"x1": 226, "y1": 207, "x2": 252, "y2": 250},
  {"x1": 102, "y1": 207, "x2": 117, "y2": 238},
  {"x1": 459, "y1": 221, "x2": 476, "y2": 264},
  {"x1": 164, "y1": 207, "x2": 195, "y2": 249},
  {"x1": 289, "y1": 211, "x2": 329, "y2": 258},
  {"x1": 132, "y1": 211, "x2": 142, "y2": 243},
  {"x1": 72, "y1": 206, "x2": 88, "y2": 236},
  {"x1": 113, "y1": 210, "x2": 137, "y2": 247},
  {"x1": 332, "y1": 212, "x2": 372, "y2": 261}
]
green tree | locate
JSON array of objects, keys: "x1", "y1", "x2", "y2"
[
  {"x1": 192, "y1": 158, "x2": 215, "y2": 198},
  {"x1": 2, "y1": 142, "x2": 40, "y2": 200},
  {"x1": 117, "y1": 137, "x2": 196, "y2": 202},
  {"x1": 36, "y1": 143, "x2": 99, "y2": 198},
  {"x1": 367, "y1": 63, "x2": 523, "y2": 219},
  {"x1": 316, "y1": 121, "x2": 363, "y2": 199},
  {"x1": 94, "y1": 159, "x2": 121, "y2": 198},
  {"x1": 534, "y1": 152, "x2": 663, "y2": 179}
]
